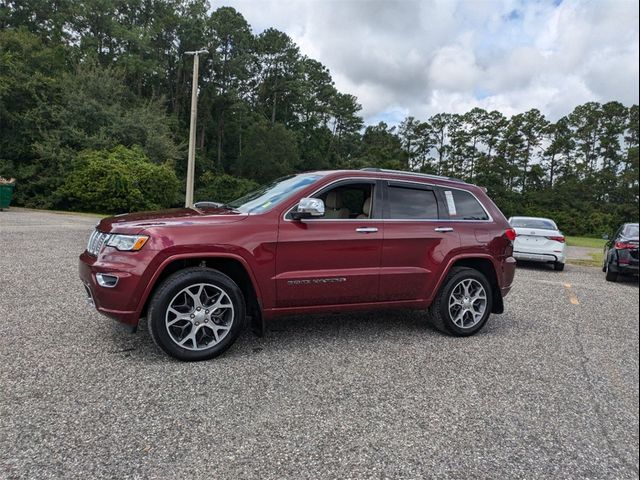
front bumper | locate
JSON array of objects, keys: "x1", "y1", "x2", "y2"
[{"x1": 79, "y1": 252, "x2": 142, "y2": 326}]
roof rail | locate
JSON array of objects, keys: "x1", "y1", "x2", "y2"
[{"x1": 359, "y1": 167, "x2": 467, "y2": 184}]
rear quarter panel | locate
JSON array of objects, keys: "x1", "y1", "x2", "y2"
[{"x1": 460, "y1": 187, "x2": 516, "y2": 293}]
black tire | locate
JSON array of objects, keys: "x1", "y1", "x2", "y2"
[
  {"x1": 148, "y1": 267, "x2": 245, "y2": 361},
  {"x1": 554, "y1": 262, "x2": 565, "y2": 271},
  {"x1": 428, "y1": 267, "x2": 493, "y2": 337},
  {"x1": 605, "y1": 260, "x2": 618, "y2": 282}
]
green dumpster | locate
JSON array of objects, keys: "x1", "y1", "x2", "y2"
[{"x1": 0, "y1": 183, "x2": 15, "y2": 211}]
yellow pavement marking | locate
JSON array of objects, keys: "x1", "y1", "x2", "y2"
[{"x1": 563, "y1": 283, "x2": 580, "y2": 305}]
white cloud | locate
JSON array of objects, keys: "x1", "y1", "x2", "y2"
[
  {"x1": 218, "y1": 0, "x2": 639, "y2": 123},
  {"x1": 428, "y1": 41, "x2": 480, "y2": 92}
]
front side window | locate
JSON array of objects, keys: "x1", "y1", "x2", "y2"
[
  {"x1": 387, "y1": 186, "x2": 439, "y2": 219},
  {"x1": 315, "y1": 183, "x2": 375, "y2": 219},
  {"x1": 227, "y1": 174, "x2": 322, "y2": 214},
  {"x1": 444, "y1": 189, "x2": 489, "y2": 221}
]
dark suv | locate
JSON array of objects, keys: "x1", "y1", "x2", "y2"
[
  {"x1": 603, "y1": 223, "x2": 639, "y2": 282},
  {"x1": 79, "y1": 169, "x2": 517, "y2": 361}
]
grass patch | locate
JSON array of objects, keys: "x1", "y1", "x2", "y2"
[
  {"x1": 565, "y1": 236, "x2": 606, "y2": 249},
  {"x1": 567, "y1": 251, "x2": 603, "y2": 268}
]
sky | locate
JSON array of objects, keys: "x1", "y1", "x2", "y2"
[{"x1": 217, "y1": 0, "x2": 639, "y2": 125}]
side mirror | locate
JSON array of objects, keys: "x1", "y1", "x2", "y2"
[
  {"x1": 602, "y1": 234, "x2": 609, "y2": 240},
  {"x1": 291, "y1": 197, "x2": 325, "y2": 220}
]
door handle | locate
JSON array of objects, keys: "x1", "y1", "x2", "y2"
[
  {"x1": 434, "y1": 227, "x2": 454, "y2": 233},
  {"x1": 356, "y1": 227, "x2": 378, "y2": 233}
]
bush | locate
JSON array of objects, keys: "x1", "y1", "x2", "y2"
[
  {"x1": 56, "y1": 145, "x2": 180, "y2": 213},
  {"x1": 195, "y1": 172, "x2": 258, "y2": 204}
]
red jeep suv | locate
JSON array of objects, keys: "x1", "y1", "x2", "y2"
[{"x1": 79, "y1": 168, "x2": 517, "y2": 361}]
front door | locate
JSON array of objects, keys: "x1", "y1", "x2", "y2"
[{"x1": 275, "y1": 180, "x2": 382, "y2": 308}]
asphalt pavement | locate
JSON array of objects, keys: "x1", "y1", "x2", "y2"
[{"x1": 1, "y1": 208, "x2": 638, "y2": 479}]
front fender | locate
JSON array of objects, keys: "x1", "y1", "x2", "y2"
[{"x1": 134, "y1": 248, "x2": 264, "y2": 319}]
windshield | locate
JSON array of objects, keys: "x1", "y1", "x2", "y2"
[
  {"x1": 226, "y1": 174, "x2": 322, "y2": 214},
  {"x1": 510, "y1": 218, "x2": 557, "y2": 230},
  {"x1": 623, "y1": 224, "x2": 639, "y2": 238}
]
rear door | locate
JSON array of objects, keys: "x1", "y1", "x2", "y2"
[
  {"x1": 379, "y1": 181, "x2": 460, "y2": 302},
  {"x1": 275, "y1": 179, "x2": 383, "y2": 308}
]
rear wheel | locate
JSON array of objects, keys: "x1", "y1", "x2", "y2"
[
  {"x1": 148, "y1": 267, "x2": 245, "y2": 361},
  {"x1": 554, "y1": 261, "x2": 565, "y2": 271},
  {"x1": 429, "y1": 267, "x2": 493, "y2": 336},
  {"x1": 605, "y1": 260, "x2": 618, "y2": 282}
]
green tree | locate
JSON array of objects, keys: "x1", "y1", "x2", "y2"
[
  {"x1": 428, "y1": 113, "x2": 452, "y2": 175},
  {"x1": 195, "y1": 171, "x2": 257, "y2": 203},
  {"x1": 254, "y1": 28, "x2": 300, "y2": 125},
  {"x1": 350, "y1": 122, "x2": 406, "y2": 170},
  {"x1": 236, "y1": 120, "x2": 298, "y2": 183},
  {"x1": 398, "y1": 116, "x2": 420, "y2": 169},
  {"x1": 543, "y1": 117, "x2": 574, "y2": 187},
  {"x1": 207, "y1": 7, "x2": 253, "y2": 167}
]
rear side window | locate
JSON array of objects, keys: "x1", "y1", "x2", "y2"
[
  {"x1": 388, "y1": 186, "x2": 438, "y2": 219},
  {"x1": 443, "y1": 189, "x2": 489, "y2": 221}
]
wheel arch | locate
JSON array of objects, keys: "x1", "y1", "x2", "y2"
[
  {"x1": 435, "y1": 255, "x2": 504, "y2": 314},
  {"x1": 138, "y1": 254, "x2": 262, "y2": 321}
]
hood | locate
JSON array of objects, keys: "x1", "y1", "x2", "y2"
[{"x1": 97, "y1": 207, "x2": 248, "y2": 233}]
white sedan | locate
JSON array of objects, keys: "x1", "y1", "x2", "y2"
[{"x1": 509, "y1": 216, "x2": 567, "y2": 271}]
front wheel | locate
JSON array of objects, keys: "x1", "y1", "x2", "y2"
[
  {"x1": 429, "y1": 267, "x2": 493, "y2": 336},
  {"x1": 148, "y1": 267, "x2": 245, "y2": 361}
]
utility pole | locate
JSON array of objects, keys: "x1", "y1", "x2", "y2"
[{"x1": 184, "y1": 49, "x2": 208, "y2": 207}]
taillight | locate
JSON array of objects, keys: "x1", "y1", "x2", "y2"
[
  {"x1": 547, "y1": 236, "x2": 565, "y2": 243},
  {"x1": 615, "y1": 242, "x2": 636, "y2": 250},
  {"x1": 505, "y1": 228, "x2": 517, "y2": 242}
]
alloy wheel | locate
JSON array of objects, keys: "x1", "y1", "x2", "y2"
[
  {"x1": 448, "y1": 278, "x2": 487, "y2": 329},
  {"x1": 165, "y1": 283, "x2": 234, "y2": 350}
]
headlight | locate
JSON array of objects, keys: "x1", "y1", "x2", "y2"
[{"x1": 105, "y1": 234, "x2": 149, "y2": 251}]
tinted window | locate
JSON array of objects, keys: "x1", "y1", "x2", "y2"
[
  {"x1": 510, "y1": 218, "x2": 557, "y2": 229},
  {"x1": 444, "y1": 189, "x2": 489, "y2": 221},
  {"x1": 388, "y1": 187, "x2": 438, "y2": 219},
  {"x1": 319, "y1": 184, "x2": 373, "y2": 218}
]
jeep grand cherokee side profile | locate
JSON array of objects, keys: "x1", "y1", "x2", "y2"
[{"x1": 79, "y1": 169, "x2": 517, "y2": 361}]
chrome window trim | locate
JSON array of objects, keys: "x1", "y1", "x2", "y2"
[
  {"x1": 283, "y1": 177, "x2": 380, "y2": 222},
  {"x1": 282, "y1": 176, "x2": 493, "y2": 223}
]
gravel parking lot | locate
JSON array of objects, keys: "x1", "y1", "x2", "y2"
[{"x1": 1, "y1": 209, "x2": 638, "y2": 479}]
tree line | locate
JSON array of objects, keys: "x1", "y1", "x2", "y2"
[{"x1": 0, "y1": 0, "x2": 637, "y2": 235}]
